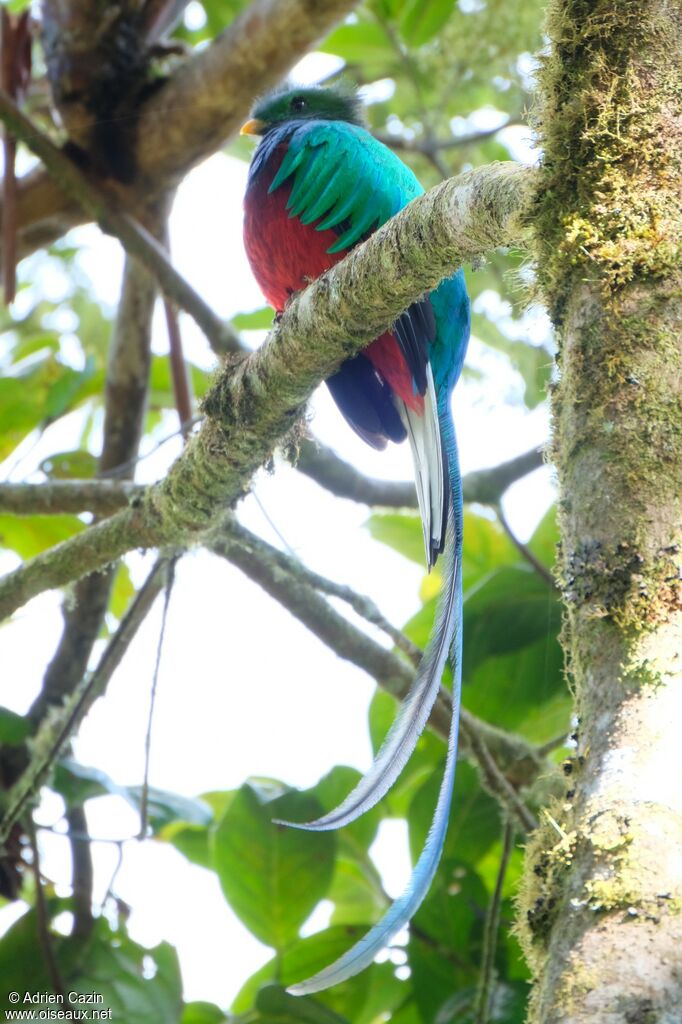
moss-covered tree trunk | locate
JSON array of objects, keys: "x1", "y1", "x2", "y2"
[{"x1": 519, "y1": 1, "x2": 682, "y2": 1020}]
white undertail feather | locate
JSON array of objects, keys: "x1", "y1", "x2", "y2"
[{"x1": 398, "y1": 366, "x2": 446, "y2": 567}]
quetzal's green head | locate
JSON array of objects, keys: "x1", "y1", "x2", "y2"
[{"x1": 240, "y1": 83, "x2": 365, "y2": 137}]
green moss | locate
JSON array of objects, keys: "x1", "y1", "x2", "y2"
[
  {"x1": 532, "y1": 0, "x2": 681, "y2": 323},
  {"x1": 561, "y1": 539, "x2": 682, "y2": 635},
  {"x1": 515, "y1": 803, "x2": 579, "y2": 969}
]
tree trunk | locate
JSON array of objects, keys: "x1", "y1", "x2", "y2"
[{"x1": 518, "y1": 1, "x2": 682, "y2": 1020}]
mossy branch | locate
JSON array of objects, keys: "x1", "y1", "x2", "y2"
[
  {"x1": 0, "y1": 160, "x2": 535, "y2": 622},
  {"x1": 0, "y1": 444, "x2": 544, "y2": 517}
]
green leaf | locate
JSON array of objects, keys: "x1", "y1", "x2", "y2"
[
  {"x1": 400, "y1": 0, "x2": 455, "y2": 45},
  {"x1": 464, "y1": 634, "x2": 569, "y2": 741},
  {"x1": 368, "y1": 509, "x2": 521, "y2": 588},
  {"x1": 213, "y1": 782, "x2": 335, "y2": 950},
  {"x1": 321, "y1": 23, "x2": 393, "y2": 64},
  {"x1": 408, "y1": 762, "x2": 500, "y2": 869},
  {"x1": 256, "y1": 984, "x2": 351, "y2": 1024},
  {"x1": 162, "y1": 791, "x2": 235, "y2": 870},
  {"x1": 0, "y1": 914, "x2": 183, "y2": 1023},
  {"x1": 0, "y1": 513, "x2": 84, "y2": 560},
  {"x1": 54, "y1": 760, "x2": 213, "y2": 831},
  {"x1": 529, "y1": 504, "x2": 559, "y2": 568},
  {"x1": 0, "y1": 706, "x2": 31, "y2": 744},
  {"x1": 109, "y1": 562, "x2": 136, "y2": 622},
  {"x1": 463, "y1": 565, "x2": 561, "y2": 677},
  {"x1": 328, "y1": 856, "x2": 388, "y2": 926},
  {"x1": 230, "y1": 307, "x2": 274, "y2": 330},
  {"x1": 40, "y1": 449, "x2": 99, "y2": 480},
  {"x1": 461, "y1": 512, "x2": 520, "y2": 590},
  {"x1": 44, "y1": 358, "x2": 97, "y2": 421},
  {"x1": 231, "y1": 927, "x2": 367, "y2": 1014},
  {"x1": 366, "y1": 512, "x2": 425, "y2": 566},
  {"x1": 353, "y1": 961, "x2": 407, "y2": 1024},
  {"x1": 181, "y1": 1002, "x2": 230, "y2": 1024}
]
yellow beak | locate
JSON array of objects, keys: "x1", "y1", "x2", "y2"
[{"x1": 240, "y1": 118, "x2": 265, "y2": 137}]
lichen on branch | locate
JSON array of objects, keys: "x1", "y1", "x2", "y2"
[{"x1": 0, "y1": 161, "x2": 535, "y2": 621}]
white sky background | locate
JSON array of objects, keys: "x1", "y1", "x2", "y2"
[{"x1": 0, "y1": 47, "x2": 553, "y2": 1009}]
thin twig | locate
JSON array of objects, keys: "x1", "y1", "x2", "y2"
[
  {"x1": 138, "y1": 558, "x2": 176, "y2": 839},
  {"x1": 221, "y1": 515, "x2": 421, "y2": 664},
  {"x1": 375, "y1": 118, "x2": 524, "y2": 158},
  {"x1": 536, "y1": 731, "x2": 571, "y2": 758},
  {"x1": 296, "y1": 439, "x2": 545, "y2": 509},
  {"x1": 495, "y1": 502, "x2": 556, "y2": 588},
  {"x1": 65, "y1": 805, "x2": 94, "y2": 939},
  {"x1": 0, "y1": 479, "x2": 144, "y2": 516},
  {"x1": 461, "y1": 718, "x2": 538, "y2": 832},
  {"x1": 0, "y1": 556, "x2": 169, "y2": 846},
  {"x1": 161, "y1": 220, "x2": 194, "y2": 429},
  {"x1": 164, "y1": 299, "x2": 194, "y2": 429},
  {"x1": 473, "y1": 818, "x2": 515, "y2": 1024},
  {"x1": 27, "y1": 817, "x2": 67, "y2": 1000}
]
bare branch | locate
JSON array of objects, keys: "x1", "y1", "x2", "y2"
[
  {"x1": 66, "y1": 805, "x2": 94, "y2": 940},
  {"x1": 134, "y1": 0, "x2": 361, "y2": 192},
  {"x1": 296, "y1": 439, "x2": 546, "y2": 508},
  {"x1": 496, "y1": 501, "x2": 556, "y2": 588},
  {"x1": 27, "y1": 252, "x2": 159, "y2": 728},
  {"x1": 0, "y1": 480, "x2": 143, "y2": 515},
  {"x1": 0, "y1": 161, "x2": 535, "y2": 620},
  {"x1": 374, "y1": 119, "x2": 524, "y2": 158}
]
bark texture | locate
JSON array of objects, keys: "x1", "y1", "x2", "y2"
[
  {"x1": 518, "y1": 2, "x2": 682, "y2": 1021},
  {"x1": 1, "y1": 0, "x2": 359, "y2": 263},
  {"x1": 0, "y1": 162, "x2": 533, "y2": 621}
]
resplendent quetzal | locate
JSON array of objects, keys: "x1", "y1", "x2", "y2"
[{"x1": 241, "y1": 83, "x2": 470, "y2": 995}]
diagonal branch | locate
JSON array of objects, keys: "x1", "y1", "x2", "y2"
[
  {"x1": 0, "y1": 89, "x2": 241, "y2": 354},
  {"x1": 296, "y1": 438, "x2": 545, "y2": 508},
  {"x1": 374, "y1": 118, "x2": 524, "y2": 158},
  {"x1": 209, "y1": 515, "x2": 544, "y2": 830},
  {"x1": 0, "y1": 161, "x2": 536, "y2": 621},
  {"x1": 0, "y1": 555, "x2": 170, "y2": 846},
  {"x1": 2, "y1": 0, "x2": 361, "y2": 264}
]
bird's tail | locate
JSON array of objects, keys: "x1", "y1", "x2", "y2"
[
  {"x1": 287, "y1": 405, "x2": 464, "y2": 994},
  {"x1": 276, "y1": 374, "x2": 453, "y2": 835}
]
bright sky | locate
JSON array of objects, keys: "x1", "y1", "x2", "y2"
[{"x1": 0, "y1": 52, "x2": 553, "y2": 1008}]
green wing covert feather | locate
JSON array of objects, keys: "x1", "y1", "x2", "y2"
[{"x1": 269, "y1": 121, "x2": 424, "y2": 253}]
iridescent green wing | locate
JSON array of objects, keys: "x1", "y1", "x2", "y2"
[{"x1": 269, "y1": 121, "x2": 423, "y2": 253}]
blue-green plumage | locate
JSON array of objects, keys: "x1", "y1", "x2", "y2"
[{"x1": 242, "y1": 83, "x2": 470, "y2": 994}]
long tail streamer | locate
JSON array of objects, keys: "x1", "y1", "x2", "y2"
[{"x1": 288, "y1": 410, "x2": 464, "y2": 994}]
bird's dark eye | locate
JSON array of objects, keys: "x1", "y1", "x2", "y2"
[{"x1": 290, "y1": 96, "x2": 307, "y2": 112}]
